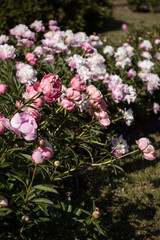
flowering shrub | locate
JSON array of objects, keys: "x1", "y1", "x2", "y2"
[{"x1": 0, "y1": 20, "x2": 158, "y2": 239}]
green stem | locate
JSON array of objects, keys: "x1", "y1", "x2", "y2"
[
  {"x1": 54, "y1": 112, "x2": 71, "y2": 135},
  {"x1": 112, "y1": 116, "x2": 123, "y2": 123},
  {"x1": 117, "y1": 149, "x2": 139, "y2": 160},
  {"x1": 92, "y1": 149, "x2": 140, "y2": 167},
  {"x1": 88, "y1": 217, "x2": 94, "y2": 225},
  {"x1": 94, "y1": 141, "x2": 122, "y2": 164},
  {"x1": 25, "y1": 165, "x2": 37, "y2": 203},
  {"x1": 79, "y1": 117, "x2": 95, "y2": 138},
  {"x1": 10, "y1": 92, "x2": 40, "y2": 120},
  {"x1": 50, "y1": 167, "x2": 57, "y2": 180}
]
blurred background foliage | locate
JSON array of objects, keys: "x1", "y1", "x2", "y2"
[{"x1": 0, "y1": 0, "x2": 112, "y2": 34}]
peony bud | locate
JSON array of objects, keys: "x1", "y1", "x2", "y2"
[
  {"x1": 0, "y1": 199, "x2": 8, "y2": 207},
  {"x1": 92, "y1": 208, "x2": 100, "y2": 219},
  {"x1": 0, "y1": 84, "x2": 7, "y2": 94},
  {"x1": 22, "y1": 215, "x2": 30, "y2": 222},
  {"x1": 54, "y1": 161, "x2": 60, "y2": 167}
]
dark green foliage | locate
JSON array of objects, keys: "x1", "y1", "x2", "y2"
[
  {"x1": 127, "y1": 0, "x2": 160, "y2": 12},
  {"x1": 0, "y1": 0, "x2": 112, "y2": 34}
]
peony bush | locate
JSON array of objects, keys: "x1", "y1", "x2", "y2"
[{"x1": 0, "y1": 20, "x2": 158, "y2": 239}]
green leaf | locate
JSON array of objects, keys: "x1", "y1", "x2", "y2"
[
  {"x1": 32, "y1": 198, "x2": 54, "y2": 205},
  {"x1": 19, "y1": 153, "x2": 32, "y2": 161},
  {"x1": 33, "y1": 184, "x2": 58, "y2": 194}
]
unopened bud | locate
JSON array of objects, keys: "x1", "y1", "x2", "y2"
[
  {"x1": 92, "y1": 209, "x2": 100, "y2": 219},
  {"x1": 22, "y1": 215, "x2": 30, "y2": 222},
  {"x1": 0, "y1": 199, "x2": 8, "y2": 207},
  {"x1": 54, "y1": 161, "x2": 60, "y2": 167},
  {"x1": 39, "y1": 139, "x2": 44, "y2": 146}
]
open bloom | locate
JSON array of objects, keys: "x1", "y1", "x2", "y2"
[
  {"x1": 25, "y1": 53, "x2": 37, "y2": 65},
  {"x1": 39, "y1": 74, "x2": 62, "y2": 103},
  {"x1": 32, "y1": 150, "x2": 45, "y2": 164},
  {"x1": 66, "y1": 87, "x2": 82, "y2": 101},
  {"x1": 61, "y1": 98, "x2": 75, "y2": 111},
  {"x1": 136, "y1": 137, "x2": 156, "y2": 160},
  {"x1": 86, "y1": 85, "x2": 103, "y2": 101},
  {"x1": 71, "y1": 76, "x2": 86, "y2": 92},
  {"x1": 3, "y1": 112, "x2": 37, "y2": 141}
]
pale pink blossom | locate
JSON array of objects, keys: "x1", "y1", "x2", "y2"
[
  {"x1": 0, "y1": 44, "x2": 16, "y2": 60},
  {"x1": 153, "y1": 102, "x2": 160, "y2": 114},
  {"x1": 143, "y1": 145, "x2": 156, "y2": 160},
  {"x1": 32, "y1": 150, "x2": 45, "y2": 164},
  {"x1": 3, "y1": 112, "x2": 37, "y2": 141},
  {"x1": 30, "y1": 20, "x2": 45, "y2": 32},
  {"x1": 86, "y1": 85, "x2": 103, "y2": 101},
  {"x1": 0, "y1": 113, "x2": 5, "y2": 135},
  {"x1": 136, "y1": 137, "x2": 151, "y2": 151},
  {"x1": 128, "y1": 69, "x2": 136, "y2": 77},
  {"x1": 49, "y1": 20, "x2": 58, "y2": 26},
  {"x1": 81, "y1": 42, "x2": 94, "y2": 53},
  {"x1": 25, "y1": 53, "x2": 37, "y2": 66},
  {"x1": 66, "y1": 87, "x2": 82, "y2": 101},
  {"x1": 0, "y1": 35, "x2": 9, "y2": 44},
  {"x1": 0, "y1": 84, "x2": 7, "y2": 94},
  {"x1": 38, "y1": 139, "x2": 54, "y2": 160},
  {"x1": 27, "y1": 108, "x2": 41, "y2": 121},
  {"x1": 0, "y1": 199, "x2": 8, "y2": 207},
  {"x1": 122, "y1": 24, "x2": 128, "y2": 32},
  {"x1": 136, "y1": 137, "x2": 156, "y2": 160},
  {"x1": 61, "y1": 98, "x2": 75, "y2": 111}
]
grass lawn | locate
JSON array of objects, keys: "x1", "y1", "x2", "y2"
[
  {"x1": 100, "y1": 7, "x2": 160, "y2": 43},
  {"x1": 94, "y1": 5, "x2": 160, "y2": 239}
]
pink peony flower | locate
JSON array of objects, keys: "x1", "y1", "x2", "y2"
[
  {"x1": 136, "y1": 137, "x2": 156, "y2": 160},
  {"x1": 153, "y1": 102, "x2": 160, "y2": 114},
  {"x1": 86, "y1": 85, "x2": 103, "y2": 101},
  {"x1": 95, "y1": 100, "x2": 107, "y2": 111},
  {"x1": 61, "y1": 98, "x2": 75, "y2": 111},
  {"x1": 122, "y1": 24, "x2": 128, "y2": 32},
  {"x1": 71, "y1": 76, "x2": 86, "y2": 93},
  {"x1": 0, "y1": 84, "x2": 7, "y2": 94},
  {"x1": 0, "y1": 113, "x2": 5, "y2": 135},
  {"x1": 66, "y1": 87, "x2": 82, "y2": 101},
  {"x1": 128, "y1": 69, "x2": 137, "y2": 77},
  {"x1": 0, "y1": 44, "x2": 16, "y2": 60},
  {"x1": 81, "y1": 42, "x2": 94, "y2": 53},
  {"x1": 40, "y1": 74, "x2": 62, "y2": 103},
  {"x1": 3, "y1": 112, "x2": 37, "y2": 141},
  {"x1": 26, "y1": 83, "x2": 45, "y2": 108},
  {"x1": 136, "y1": 137, "x2": 151, "y2": 151},
  {"x1": 27, "y1": 108, "x2": 41, "y2": 121},
  {"x1": 25, "y1": 53, "x2": 37, "y2": 66},
  {"x1": 0, "y1": 199, "x2": 8, "y2": 207},
  {"x1": 143, "y1": 145, "x2": 156, "y2": 160},
  {"x1": 38, "y1": 139, "x2": 54, "y2": 160},
  {"x1": 49, "y1": 20, "x2": 58, "y2": 26},
  {"x1": 32, "y1": 150, "x2": 45, "y2": 164},
  {"x1": 30, "y1": 20, "x2": 45, "y2": 32}
]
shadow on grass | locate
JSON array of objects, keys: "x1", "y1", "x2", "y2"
[
  {"x1": 70, "y1": 156, "x2": 160, "y2": 239},
  {"x1": 99, "y1": 18, "x2": 125, "y2": 33}
]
